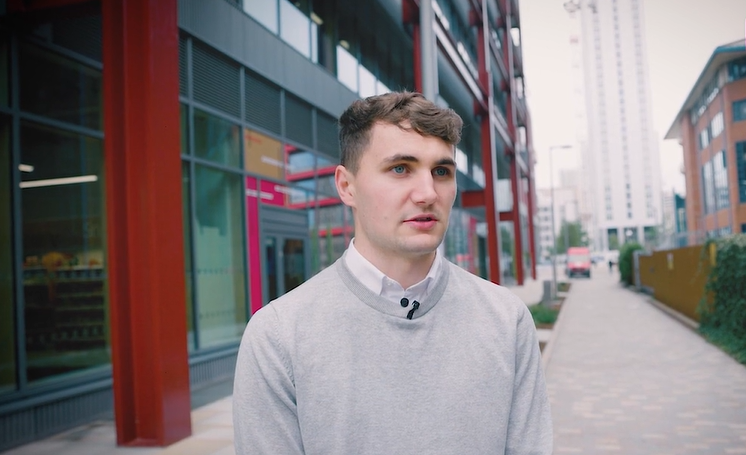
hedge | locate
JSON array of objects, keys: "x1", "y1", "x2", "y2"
[{"x1": 698, "y1": 235, "x2": 746, "y2": 365}]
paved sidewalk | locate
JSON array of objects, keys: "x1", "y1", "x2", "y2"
[
  {"x1": 3, "y1": 397, "x2": 235, "y2": 455},
  {"x1": 546, "y1": 270, "x2": 746, "y2": 454}
]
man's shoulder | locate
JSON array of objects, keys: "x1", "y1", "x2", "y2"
[
  {"x1": 266, "y1": 262, "x2": 345, "y2": 312},
  {"x1": 444, "y1": 262, "x2": 528, "y2": 312}
]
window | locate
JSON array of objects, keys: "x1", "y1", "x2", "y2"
[
  {"x1": 710, "y1": 112, "x2": 724, "y2": 138},
  {"x1": 20, "y1": 42, "x2": 102, "y2": 130},
  {"x1": 702, "y1": 161, "x2": 715, "y2": 214},
  {"x1": 699, "y1": 128, "x2": 710, "y2": 149},
  {"x1": 193, "y1": 165, "x2": 247, "y2": 349},
  {"x1": 280, "y1": 0, "x2": 311, "y2": 58},
  {"x1": 243, "y1": 0, "x2": 278, "y2": 33},
  {"x1": 728, "y1": 56, "x2": 746, "y2": 81},
  {"x1": 733, "y1": 99, "x2": 746, "y2": 122},
  {"x1": 244, "y1": 128, "x2": 284, "y2": 179},
  {"x1": 194, "y1": 109, "x2": 241, "y2": 167},
  {"x1": 737, "y1": 141, "x2": 746, "y2": 203},
  {"x1": 20, "y1": 122, "x2": 108, "y2": 384},
  {"x1": 713, "y1": 151, "x2": 729, "y2": 210},
  {"x1": 0, "y1": 115, "x2": 14, "y2": 394}
]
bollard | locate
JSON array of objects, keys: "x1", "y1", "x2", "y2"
[{"x1": 541, "y1": 280, "x2": 553, "y2": 307}]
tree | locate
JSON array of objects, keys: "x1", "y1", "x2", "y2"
[{"x1": 554, "y1": 221, "x2": 588, "y2": 255}]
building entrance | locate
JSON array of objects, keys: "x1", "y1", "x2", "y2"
[{"x1": 261, "y1": 206, "x2": 309, "y2": 304}]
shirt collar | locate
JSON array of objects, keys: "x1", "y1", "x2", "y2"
[{"x1": 345, "y1": 238, "x2": 441, "y2": 305}]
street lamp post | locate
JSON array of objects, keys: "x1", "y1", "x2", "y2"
[{"x1": 549, "y1": 145, "x2": 572, "y2": 301}]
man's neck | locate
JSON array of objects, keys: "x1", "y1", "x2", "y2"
[{"x1": 353, "y1": 242, "x2": 437, "y2": 289}]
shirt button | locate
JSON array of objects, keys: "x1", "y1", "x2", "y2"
[{"x1": 400, "y1": 298, "x2": 409, "y2": 307}]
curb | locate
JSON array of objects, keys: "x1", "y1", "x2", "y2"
[
  {"x1": 644, "y1": 296, "x2": 699, "y2": 332},
  {"x1": 540, "y1": 292, "x2": 572, "y2": 372}
]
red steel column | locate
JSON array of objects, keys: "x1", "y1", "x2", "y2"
[
  {"x1": 403, "y1": 0, "x2": 423, "y2": 93},
  {"x1": 475, "y1": 4, "x2": 501, "y2": 285},
  {"x1": 501, "y1": 0, "x2": 523, "y2": 285},
  {"x1": 103, "y1": 0, "x2": 192, "y2": 446}
]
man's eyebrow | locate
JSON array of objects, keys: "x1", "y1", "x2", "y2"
[
  {"x1": 382, "y1": 155, "x2": 457, "y2": 167},
  {"x1": 382, "y1": 154, "x2": 419, "y2": 165}
]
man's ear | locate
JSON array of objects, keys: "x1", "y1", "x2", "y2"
[{"x1": 335, "y1": 165, "x2": 356, "y2": 207}]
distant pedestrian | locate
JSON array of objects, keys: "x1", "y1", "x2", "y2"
[
  {"x1": 233, "y1": 91, "x2": 552, "y2": 455},
  {"x1": 608, "y1": 259, "x2": 613, "y2": 273}
]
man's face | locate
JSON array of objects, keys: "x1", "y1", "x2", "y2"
[{"x1": 335, "y1": 122, "x2": 457, "y2": 265}]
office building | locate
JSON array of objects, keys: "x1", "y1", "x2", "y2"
[
  {"x1": 666, "y1": 40, "x2": 746, "y2": 239},
  {"x1": 0, "y1": 0, "x2": 538, "y2": 450}
]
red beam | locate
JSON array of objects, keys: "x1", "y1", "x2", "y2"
[
  {"x1": 318, "y1": 226, "x2": 355, "y2": 237},
  {"x1": 461, "y1": 189, "x2": 485, "y2": 208},
  {"x1": 499, "y1": 211, "x2": 513, "y2": 222},
  {"x1": 103, "y1": 0, "x2": 191, "y2": 446}
]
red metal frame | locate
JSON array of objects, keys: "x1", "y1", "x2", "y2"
[
  {"x1": 475, "y1": 5, "x2": 502, "y2": 285},
  {"x1": 498, "y1": 0, "x2": 526, "y2": 285},
  {"x1": 103, "y1": 0, "x2": 191, "y2": 446}
]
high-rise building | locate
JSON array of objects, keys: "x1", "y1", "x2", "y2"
[{"x1": 565, "y1": 0, "x2": 662, "y2": 251}]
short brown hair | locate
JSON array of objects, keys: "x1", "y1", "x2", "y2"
[{"x1": 338, "y1": 91, "x2": 463, "y2": 173}]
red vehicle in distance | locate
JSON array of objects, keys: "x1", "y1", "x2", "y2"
[{"x1": 565, "y1": 246, "x2": 592, "y2": 278}]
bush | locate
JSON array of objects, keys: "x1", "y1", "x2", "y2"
[
  {"x1": 529, "y1": 304, "x2": 559, "y2": 326},
  {"x1": 698, "y1": 235, "x2": 746, "y2": 365},
  {"x1": 618, "y1": 241, "x2": 643, "y2": 286}
]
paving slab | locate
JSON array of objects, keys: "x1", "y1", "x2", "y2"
[{"x1": 545, "y1": 270, "x2": 746, "y2": 454}]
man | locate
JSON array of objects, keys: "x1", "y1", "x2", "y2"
[{"x1": 233, "y1": 92, "x2": 552, "y2": 454}]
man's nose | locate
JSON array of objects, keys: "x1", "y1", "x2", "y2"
[{"x1": 411, "y1": 172, "x2": 438, "y2": 205}]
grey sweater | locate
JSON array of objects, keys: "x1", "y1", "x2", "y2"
[{"x1": 233, "y1": 253, "x2": 552, "y2": 454}]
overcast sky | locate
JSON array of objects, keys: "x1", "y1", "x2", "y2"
[{"x1": 520, "y1": 0, "x2": 746, "y2": 195}]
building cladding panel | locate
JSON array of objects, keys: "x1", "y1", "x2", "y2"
[{"x1": 576, "y1": 0, "x2": 662, "y2": 249}]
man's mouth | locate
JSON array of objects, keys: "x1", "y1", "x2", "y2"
[{"x1": 407, "y1": 215, "x2": 437, "y2": 222}]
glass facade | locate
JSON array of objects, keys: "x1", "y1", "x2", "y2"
[
  {"x1": 193, "y1": 165, "x2": 247, "y2": 348},
  {"x1": 0, "y1": 115, "x2": 13, "y2": 395},
  {"x1": 21, "y1": 122, "x2": 108, "y2": 384},
  {"x1": 239, "y1": 0, "x2": 413, "y2": 98}
]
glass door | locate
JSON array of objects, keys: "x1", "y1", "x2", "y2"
[{"x1": 263, "y1": 234, "x2": 307, "y2": 303}]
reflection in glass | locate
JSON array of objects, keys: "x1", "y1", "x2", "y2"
[
  {"x1": 359, "y1": 65, "x2": 377, "y2": 99},
  {"x1": 265, "y1": 237, "x2": 278, "y2": 302},
  {"x1": 0, "y1": 38, "x2": 7, "y2": 107},
  {"x1": 337, "y1": 45, "x2": 358, "y2": 93},
  {"x1": 316, "y1": 175, "x2": 338, "y2": 198},
  {"x1": 283, "y1": 239, "x2": 306, "y2": 293},
  {"x1": 180, "y1": 104, "x2": 188, "y2": 155},
  {"x1": 20, "y1": 122, "x2": 108, "y2": 384},
  {"x1": 0, "y1": 116, "x2": 14, "y2": 394},
  {"x1": 194, "y1": 165, "x2": 247, "y2": 348},
  {"x1": 182, "y1": 162, "x2": 195, "y2": 351},
  {"x1": 195, "y1": 109, "x2": 241, "y2": 168},
  {"x1": 376, "y1": 80, "x2": 391, "y2": 95},
  {"x1": 287, "y1": 146, "x2": 315, "y2": 175},
  {"x1": 280, "y1": 0, "x2": 311, "y2": 58},
  {"x1": 244, "y1": 128, "x2": 284, "y2": 178},
  {"x1": 19, "y1": 42, "x2": 102, "y2": 130},
  {"x1": 243, "y1": 0, "x2": 278, "y2": 33},
  {"x1": 316, "y1": 154, "x2": 335, "y2": 169}
]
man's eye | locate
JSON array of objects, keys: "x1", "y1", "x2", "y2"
[
  {"x1": 434, "y1": 167, "x2": 450, "y2": 177},
  {"x1": 392, "y1": 165, "x2": 406, "y2": 174}
]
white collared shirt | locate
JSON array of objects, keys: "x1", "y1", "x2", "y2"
[{"x1": 344, "y1": 238, "x2": 441, "y2": 306}]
